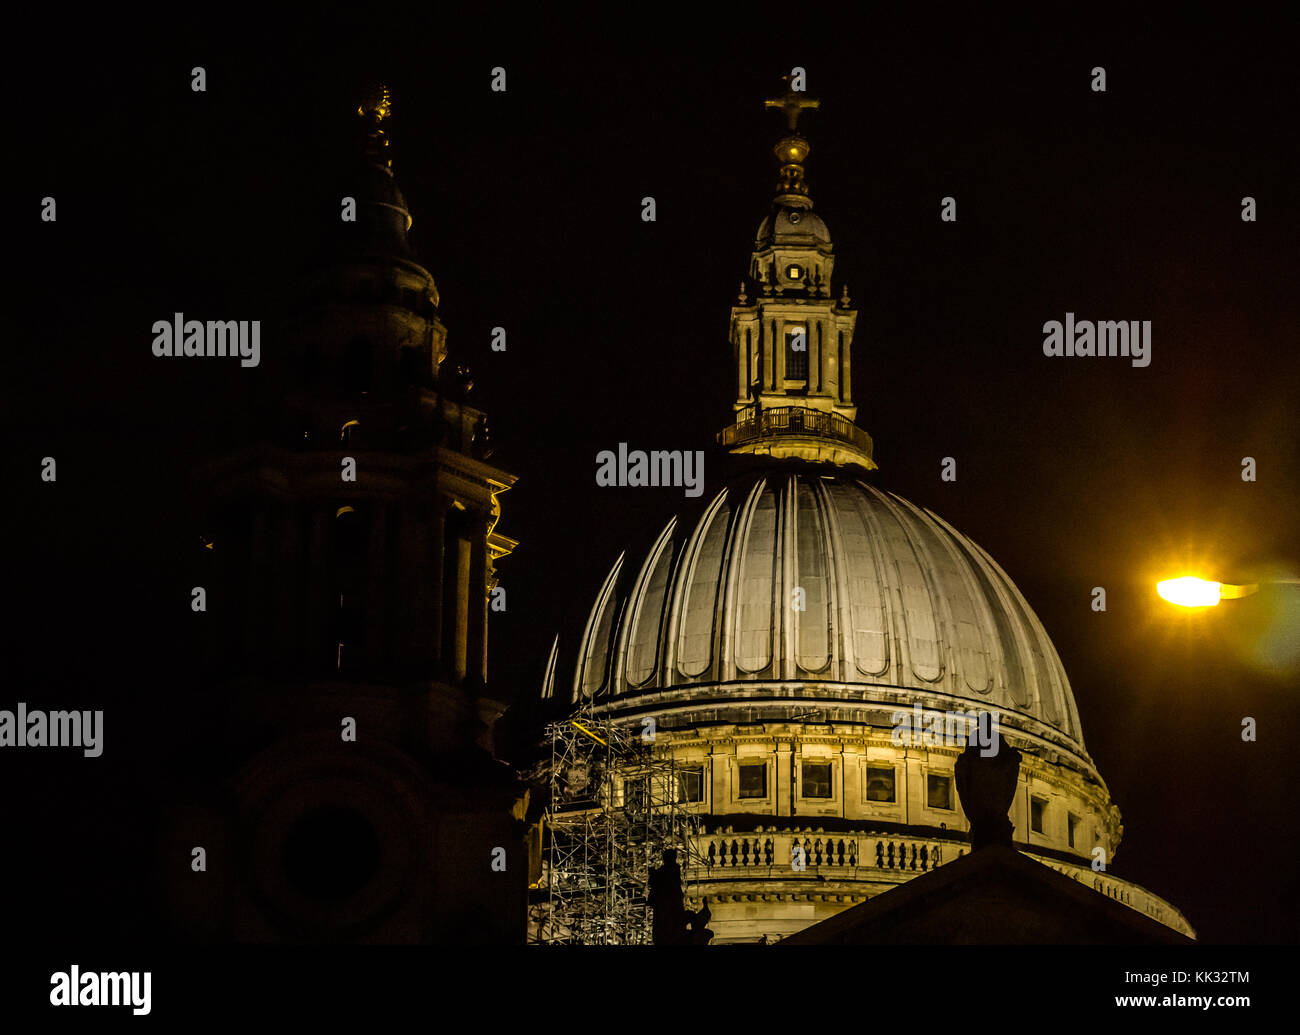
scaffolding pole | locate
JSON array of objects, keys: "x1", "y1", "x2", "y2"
[{"x1": 531, "y1": 712, "x2": 701, "y2": 945}]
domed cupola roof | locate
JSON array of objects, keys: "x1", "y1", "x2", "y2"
[
  {"x1": 548, "y1": 78, "x2": 1100, "y2": 786},
  {"x1": 754, "y1": 204, "x2": 832, "y2": 250},
  {"x1": 564, "y1": 468, "x2": 1094, "y2": 775}
]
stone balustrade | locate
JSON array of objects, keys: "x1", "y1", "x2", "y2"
[{"x1": 678, "y1": 830, "x2": 1193, "y2": 937}]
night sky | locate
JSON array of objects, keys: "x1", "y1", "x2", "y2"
[{"x1": 8, "y1": 10, "x2": 1299, "y2": 945}]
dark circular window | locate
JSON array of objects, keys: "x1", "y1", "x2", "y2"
[
  {"x1": 281, "y1": 804, "x2": 381, "y2": 901},
  {"x1": 788, "y1": 211, "x2": 801, "y2": 224}
]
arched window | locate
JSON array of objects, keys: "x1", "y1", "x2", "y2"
[{"x1": 785, "y1": 324, "x2": 808, "y2": 381}]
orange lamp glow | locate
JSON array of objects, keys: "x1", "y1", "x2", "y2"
[{"x1": 1157, "y1": 577, "x2": 1223, "y2": 607}]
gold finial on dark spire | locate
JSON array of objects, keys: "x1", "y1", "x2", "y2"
[
  {"x1": 763, "y1": 75, "x2": 820, "y2": 198},
  {"x1": 358, "y1": 83, "x2": 393, "y2": 168}
]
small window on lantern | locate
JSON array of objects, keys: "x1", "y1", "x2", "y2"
[
  {"x1": 785, "y1": 325, "x2": 808, "y2": 381},
  {"x1": 787, "y1": 264, "x2": 803, "y2": 280}
]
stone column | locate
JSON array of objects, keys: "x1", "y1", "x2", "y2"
[
  {"x1": 765, "y1": 320, "x2": 776, "y2": 391},
  {"x1": 775, "y1": 319, "x2": 786, "y2": 386},
  {"x1": 836, "y1": 331, "x2": 845, "y2": 404},
  {"x1": 775, "y1": 741, "x2": 792, "y2": 819},
  {"x1": 450, "y1": 535, "x2": 471, "y2": 682},
  {"x1": 840, "y1": 322, "x2": 852, "y2": 402},
  {"x1": 814, "y1": 320, "x2": 822, "y2": 392},
  {"x1": 842, "y1": 744, "x2": 862, "y2": 820},
  {"x1": 365, "y1": 501, "x2": 389, "y2": 674},
  {"x1": 711, "y1": 744, "x2": 730, "y2": 812},
  {"x1": 735, "y1": 325, "x2": 748, "y2": 402},
  {"x1": 467, "y1": 510, "x2": 490, "y2": 684},
  {"x1": 903, "y1": 754, "x2": 920, "y2": 828}
]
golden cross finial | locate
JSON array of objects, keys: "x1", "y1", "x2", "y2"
[{"x1": 764, "y1": 74, "x2": 820, "y2": 132}]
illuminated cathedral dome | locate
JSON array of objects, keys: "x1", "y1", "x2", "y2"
[
  {"x1": 536, "y1": 81, "x2": 1193, "y2": 944},
  {"x1": 565, "y1": 468, "x2": 1093, "y2": 777}
]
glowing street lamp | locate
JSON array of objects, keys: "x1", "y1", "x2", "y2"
[
  {"x1": 1157, "y1": 577, "x2": 1240, "y2": 607},
  {"x1": 1156, "y1": 575, "x2": 1300, "y2": 607}
]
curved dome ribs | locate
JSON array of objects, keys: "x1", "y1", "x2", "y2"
[
  {"x1": 860, "y1": 487, "x2": 944, "y2": 685},
  {"x1": 672, "y1": 490, "x2": 730, "y2": 681},
  {"x1": 573, "y1": 552, "x2": 624, "y2": 702},
  {"x1": 717, "y1": 479, "x2": 761, "y2": 683},
  {"x1": 617, "y1": 518, "x2": 677, "y2": 689},
  {"x1": 955, "y1": 526, "x2": 1080, "y2": 741},
  {"x1": 829, "y1": 481, "x2": 891, "y2": 677},
  {"x1": 925, "y1": 507, "x2": 1076, "y2": 740},
  {"x1": 735, "y1": 482, "x2": 777, "y2": 676},
  {"x1": 794, "y1": 479, "x2": 832, "y2": 674},
  {"x1": 883, "y1": 492, "x2": 995, "y2": 697},
  {"x1": 936, "y1": 518, "x2": 1034, "y2": 710},
  {"x1": 564, "y1": 472, "x2": 1091, "y2": 761}
]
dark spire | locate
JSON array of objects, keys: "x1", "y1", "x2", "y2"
[{"x1": 348, "y1": 83, "x2": 414, "y2": 258}]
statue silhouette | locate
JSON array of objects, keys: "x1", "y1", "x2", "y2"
[{"x1": 648, "y1": 849, "x2": 713, "y2": 945}]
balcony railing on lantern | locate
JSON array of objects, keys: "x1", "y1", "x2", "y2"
[
  {"x1": 718, "y1": 405, "x2": 874, "y2": 453},
  {"x1": 696, "y1": 833, "x2": 952, "y2": 875}
]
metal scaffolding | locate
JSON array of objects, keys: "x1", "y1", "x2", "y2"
[{"x1": 531, "y1": 712, "x2": 699, "y2": 944}]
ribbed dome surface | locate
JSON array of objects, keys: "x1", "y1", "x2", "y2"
[{"x1": 571, "y1": 471, "x2": 1086, "y2": 751}]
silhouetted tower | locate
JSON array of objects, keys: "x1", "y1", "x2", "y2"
[{"x1": 173, "y1": 86, "x2": 526, "y2": 944}]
